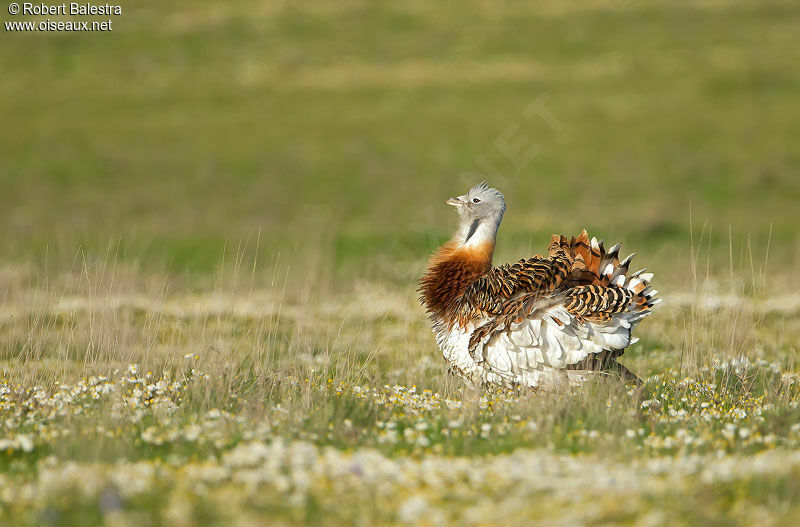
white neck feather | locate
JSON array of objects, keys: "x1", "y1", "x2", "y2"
[{"x1": 458, "y1": 212, "x2": 503, "y2": 247}]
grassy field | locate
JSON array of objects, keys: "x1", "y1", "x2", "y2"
[{"x1": 2, "y1": 0, "x2": 800, "y2": 525}]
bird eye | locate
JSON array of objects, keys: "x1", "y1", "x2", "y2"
[{"x1": 472, "y1": 198, "x2": 481, "y2": 203}]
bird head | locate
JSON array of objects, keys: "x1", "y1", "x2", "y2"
[
  {"x1": 446, "y1": 183, "x2": 506, "y2": 245},
  {"x1": 447, "y1": 182, "x2": 506, "y2": 223}
]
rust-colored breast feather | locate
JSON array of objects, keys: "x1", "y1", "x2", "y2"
[{"x1": 418, "y1": 241, "x2": 495, "y2": 319}]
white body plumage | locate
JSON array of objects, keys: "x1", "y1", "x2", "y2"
[{"x1": 433, "y1": 296, "x2": 647, "y2": 389}]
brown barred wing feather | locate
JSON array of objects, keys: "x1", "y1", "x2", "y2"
[
  {"x1": 464, "y1": 231, "x2": 659, "y2": 373},
  {"x1": 457, "y1": 251, "x2": 571, "y2": 320}
]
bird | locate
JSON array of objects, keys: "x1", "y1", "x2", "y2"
[{"x1": 418, "y1": 183, "x2": 659, "y2": 390}]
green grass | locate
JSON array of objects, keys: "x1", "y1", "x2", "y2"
[
  {"x1": 1, "y1": 0, "x2": 800, "y2": 525},
  {"x1": 2, "y1": 0, "x2": 799, "y2": 284}
]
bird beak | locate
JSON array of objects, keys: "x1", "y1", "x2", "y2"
[{"x1": 446, "y1": 196, "x2": 464, "y2": 207}]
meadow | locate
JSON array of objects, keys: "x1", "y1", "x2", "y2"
[{"x1": 1, "y1": 0, "x2": 800, "y2": 525}]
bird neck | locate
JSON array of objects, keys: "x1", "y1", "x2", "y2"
[
  {"x1": 457, "y1": 213, "x2": 502, "y2": 248},
  {"x1": 418, "y1": 212, "x2": 503, "y2": 320}
]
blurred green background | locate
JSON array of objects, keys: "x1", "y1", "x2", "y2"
[{"x1": 2, "y1": 0, "x2": 798, "y2": 288}]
